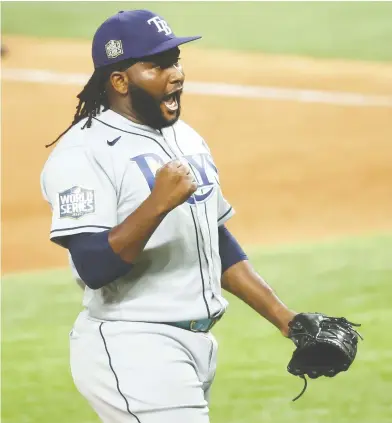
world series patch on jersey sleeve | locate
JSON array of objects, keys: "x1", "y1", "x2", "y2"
[
  {"x1": 40, "y1": 147, "x2": 118, "y2": 243},
  {"x1": 58, "y1": 186, "x2": 95, "y2": 219}
]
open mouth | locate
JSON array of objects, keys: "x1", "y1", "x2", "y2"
[
  {"x1": 162, "y1": 89, "x2": 182, "y2": 113},
  {"x1": 163, "y1": 94, "x2": 178, "y2": 112}
]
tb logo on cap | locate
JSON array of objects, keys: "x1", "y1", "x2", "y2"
[{"x1": 147, "y1": 16, "x2": 172, "y2": 36}]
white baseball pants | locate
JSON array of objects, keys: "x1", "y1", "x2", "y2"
[{"x1": 70, "y1": 310, "x2": 218, "y2": 423}]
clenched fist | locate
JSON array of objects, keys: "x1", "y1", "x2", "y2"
[{"x1": 150, "y1": 160, "x2": 198, "y2": 214}]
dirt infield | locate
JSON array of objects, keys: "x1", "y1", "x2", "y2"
[{"x1": 2, "y1": 35, "x2": 392, "y2": 274}]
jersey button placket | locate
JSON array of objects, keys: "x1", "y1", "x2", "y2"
[
  {"x1": 161, "y1": 130, "x2": 216, "y2": 298},
  {"x1": 191, "y1": 176, "x2": 218, "y2": 301}
]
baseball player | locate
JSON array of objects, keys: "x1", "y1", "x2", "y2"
[{"x1": 41, "y1": 9, "x2": 297, "y2": 423}]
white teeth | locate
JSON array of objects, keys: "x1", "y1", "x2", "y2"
[{"x1": 164, "y1": 97, "x2": 178, "y2": 111}]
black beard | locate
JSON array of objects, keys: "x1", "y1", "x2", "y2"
[{"x1": 128, "y1": 84, "x2": 181, "y2": 130}]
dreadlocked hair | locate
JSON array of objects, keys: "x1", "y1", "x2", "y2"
[{"x1": 46, "y1": 57, "x2": 137, "y2": 148}]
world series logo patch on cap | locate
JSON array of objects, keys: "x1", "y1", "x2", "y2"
[
  {"x1": 105, "y1": 40, "x2": 123, "y2": 59},
  {"x1": 58, "y1": 186, "x2": 95, "y2": 219}
]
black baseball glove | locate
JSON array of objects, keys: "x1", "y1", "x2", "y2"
[{"x1": 287, "y1": 312, "x2": 363, "y2": 401}]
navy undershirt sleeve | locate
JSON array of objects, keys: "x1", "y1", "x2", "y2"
[
  {"x1": 218, "y1": 225, "x2": 248, "y2": 274},
  {"x1": 65, "y1": 231, "x2": 133, "y2": 290},
  {"x1": 66, "y1": 226, "x2": 244, "y2": 288}
]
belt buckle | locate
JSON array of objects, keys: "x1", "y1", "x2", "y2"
[
  {"x1": 189, "y1": 320, "x2": 199, "y2": 332},
  {"x1": 190, "y1": 318, "x2": 217, "y2": 333}
]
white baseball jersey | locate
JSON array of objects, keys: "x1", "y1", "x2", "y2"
[{"x1": 40, "y1": 109, "x2": 235, "y2": 323}]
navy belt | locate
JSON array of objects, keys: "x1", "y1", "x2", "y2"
[{"x1": 164, "y1": 315, "x2": 223, "y2": 333}]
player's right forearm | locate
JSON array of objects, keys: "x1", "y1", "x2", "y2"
[
  {"x1": 109, "y1": 160, "x2": 197, "y2": 263},
  {"x1": 108, "y1": 195, "x2": 168, "y2": 263},
  {"x1": 67, "y1": 197, "x2": 167, "y2": 289}
]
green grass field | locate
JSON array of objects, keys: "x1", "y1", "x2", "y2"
[
  {"x1": 3, "y1": 233, "x2": 392, "y2": 423},
  {"x1": 2, "y1": 1, "x2": 392, "y2": 61}
]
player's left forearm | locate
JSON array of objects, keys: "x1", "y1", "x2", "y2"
[{"x1": 221, "y1": 260, "x2": 297, "y2": 336}]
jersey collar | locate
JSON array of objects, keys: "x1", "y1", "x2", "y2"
[{"x1": 98, "y1": 109, "x2": 166, "y2": 136}]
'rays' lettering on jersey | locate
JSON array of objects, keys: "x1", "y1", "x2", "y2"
[
  {"x1": 131, "y1": 153, "x2": 218, "y2": 204},
  {"x1": 58, "y1": 186, "x2": 95, "y2": 219}
]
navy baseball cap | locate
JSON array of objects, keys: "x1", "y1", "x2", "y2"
[{"x1": 92, "y1": 9, "x2": 201, "y2": 68}]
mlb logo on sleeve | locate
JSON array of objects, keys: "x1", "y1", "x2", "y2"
[{"x1": 58, "y1": 186, "x2": 95, "y2": 219}]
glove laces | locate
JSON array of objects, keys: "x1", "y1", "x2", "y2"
[
  {"x1": 292, "y1": 375, "x2": 308, "y2": 401},
  {"x1": 325, "y1": 317, "x2": 364, "y2": 340}
]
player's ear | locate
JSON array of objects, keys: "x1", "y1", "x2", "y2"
[{"x1": 109, "y1": 71, "x2": 129, "y2": 95}]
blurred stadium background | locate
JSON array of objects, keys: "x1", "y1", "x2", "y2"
[{"x1": 2, "y1": 2, "x2": 392, "y2": 423}]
